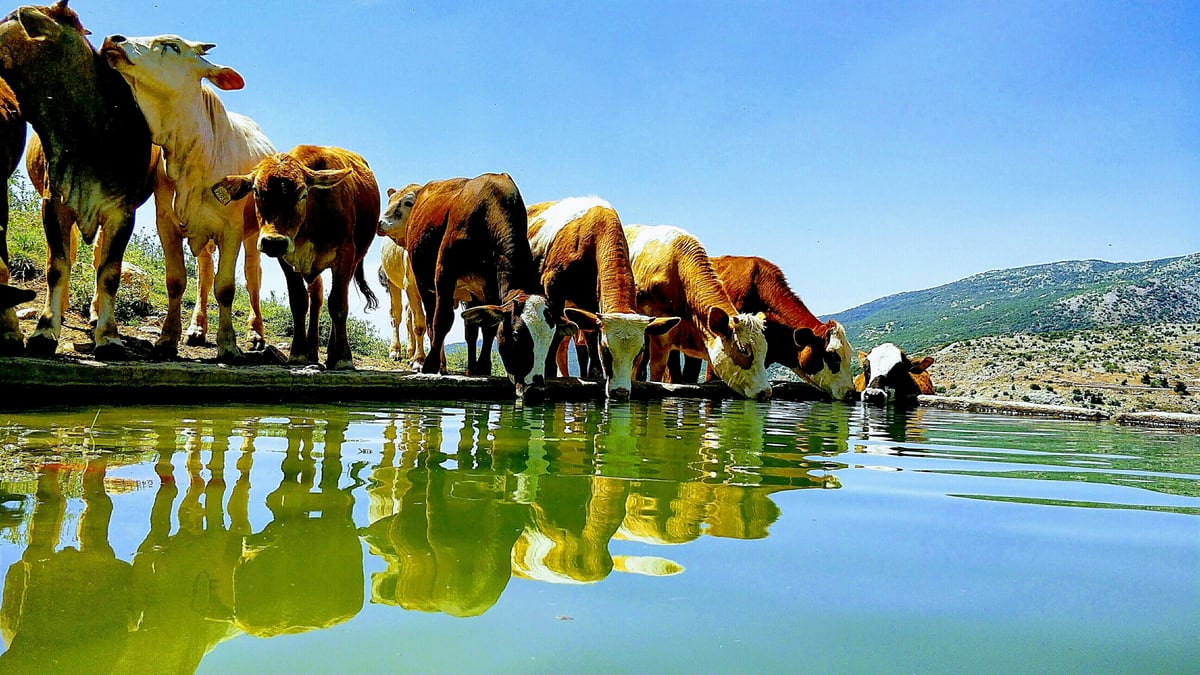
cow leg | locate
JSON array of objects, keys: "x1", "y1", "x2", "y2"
[
  {"x1": 186, "y1": 241, "x2": 214, "y2": 346},
  {"x1": 464, "y1": 316, "x2": 479, "y2": 375},
  {"x1": 0, "y1": 186, "x2": 22, "y2": 354},
  {"x1": 422, "y1": 270, "x2": 457, "y2": 375},
  {"x1": 305, "y1": 275, "x2": 323, "y2": 365},
  {"x1": 280, "y1": 260, "x2": 310, "y2": 365},
  {"x1": 474, "y1": 319, "x2": 495, "y2": 377},
  {"x1": 325, "y1": 263, "x2": 354, "y2": 370},
  {"x1": 212, "y1": 233, "x2": 243, "y2": 362},
  {"x1": 682, "y1": 354, "x2": 704, "y2": 383},
  {"x1": 645, "y1": 334, "x2": 672, "y2": 383},
  {"x1": 90, "y1": 211, "x2": 134, "y2": 359},
  {"x1": 153, "y1": 174, "x2": 186, "y2": 356},
  {"x1": 387, "y1": 276, "x2": 404, "y2": 361},
  {"x1": 584, "y1": 331, "x2": 604, "y2": 381},
  {"x1": 553, "y1": 334, "x2": 571, "y2": 377},
  {"x1": 403, "y1": 274, "x2": 426, "y2": 368},
  {"x1": 87, "y1": 228, "x2": 104, "y2": 326},
  {"x1": 241, "y1": 225, "x2": 265, "y2": 351},
  {"x1": 26, "y1": 199, "x2": 73, "y2": 356}
]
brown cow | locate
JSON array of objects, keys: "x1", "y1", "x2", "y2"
[
  {"x1": 855, "y1": 342, "x2": 935, "y2": 407},
  {"x1": 0, "y1": 74, "x2": 24, "y2": 354},
  {"x1": 709, "y1": 255, "x2": 856, "y2": 401},
  {"x1": 383, "y1": 173, "x2": 563, "y2": 400},
  {"x1": 0, "y1": 1, "x2": 155, "y2": 358},
  {"x1": 527, "y1": 197, "x2": 679, "y2": 399},
  {"x1": 624, "y1": 224, "x2": 772, "y2": 401},
  {"x1": 213, "y1": 145, "x2": 380, "y2": 370}
]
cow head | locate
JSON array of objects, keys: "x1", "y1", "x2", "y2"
[
  {"x1": 564, "y1": 308, "x2": 680, "y2": 400},
  {"x1": 100, "y1": 33, "x2": 244, "y2": 133},
  {"x1": 378, "y1": 184, "x2": 421, "y2": 242},
  {"x1": 462, "y1": 292, "x2": 567, "y2": 401},
  {"x1": 0, "y1": 2, "x2": 91, "y2": 81},
  {"x1": 705, "y1": 308, "x2": 772, "y2": 401},
  {"x1": 857, "y1": 343, "x2": 935, "y2": 407},
  {"x1": 792, "y1": 319, "x2": 856, "y2": 402},
  {"x1": 212, "y1": 154, "x2": 352, "y2": 258}
]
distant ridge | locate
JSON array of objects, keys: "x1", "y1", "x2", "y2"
[{"x1": 829, "y1": 252, "x2": 1200, "y2": 354}]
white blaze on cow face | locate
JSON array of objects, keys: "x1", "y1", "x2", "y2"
[
  {"x1": 863, "y1": 342, "x2": 905, "y2": 403},
  {"x1": 378, "y1": 184, "x2": 419, "y2": 242},
  {"x1": 522, "y1": 295, "x2": 557, "y2": 389},
  {"x1": 708, "y1": 312, "x2": 772, "y2": 401},
  {"x1": 599, "y1": 312, "x2": 673, "y2": 399},
  {"x1": 101, "y1": 34, "x2": 245, "y2": 113},
  {"x1": 804, "y1": 322, "x2": 856, "y2": 402}
]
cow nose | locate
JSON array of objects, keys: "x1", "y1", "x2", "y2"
[
  {"x1": 532, "y1": 374, "x2": 545, "y2": 387},
  {"x1": 862, "y1": 388, "x2": 891, "y2": 406},
  {"x1": 755, "y1": 386, "x2": 773, "y2": 402},
  {"x1": 610, "y1": 386, "x2": 631, "y2": 400},
  {"x1": 109, "y1": 34, "x2": 127, "y2": 43},
  {"x1": 377, "y1": 220, "x2": 389, "y2": 236},
  {"x1": 258, "y1": 235, "x2": 291, "y2": 258}
]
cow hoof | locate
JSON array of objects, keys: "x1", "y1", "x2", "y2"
[
  {"x1": 25, "y1": 334, "x2": 58, "y2": 357},
  {"x1": 152, "y1": 341, "x2": 179, "y2": 359},
  {"x1": 326, "y1": 359, "x2": 355, "y2": 371},
  {"x1": 216, "y1": 351, "x2": 244, "y2": 364},
  {"x1": 185, "y1": 330, "x2": 208, "y2": 347},
  {"x1": 247, "y1": 334, "x2": 266, "y2": 351},
  {"x1": 94, "y1": 341, "x2": 129, "y2": 361},
  {"x1": 0, "y1": 333, "x2": 24, "y2": 356}
]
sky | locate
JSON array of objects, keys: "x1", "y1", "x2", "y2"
[{"x1": 28, "y1": 1, "x2": 1200, "y2": 342}]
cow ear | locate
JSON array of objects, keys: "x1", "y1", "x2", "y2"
[
  {"x1": 307, "y1": 167, "x2": 352, "y2": 190},
  {"x1": 564, "y1": 307, "x2": 601, "y2": 331},
  {"x1": 212, "y1": 175, "x2": 254, "y2": 205},
  {"x1": 910, "y1": 356, "x2": 934, "y2": 374},
  {"x1": 386, "y1": 187, "x2": 397, "y2": 197},
  {"x1": 707, "y1": 306, "x2": 732, "y2": 338},
  {"x1": 645, "y1": 316, "x2": 680, "y2": 336},
  {"x1": 204, "y1": 65, "x2": 245, "y2": 91},
  {"x1": 792, "y1": 327, "x2": 822, "y2": 350},
  {"x1": 557, "y1": 320, "x2": 580, "y2": 338},
  {"x1": 462, "y1": 305, "x2": 504, "y2": 325},
  {"x1": 16, "y1": 7, "x2": 61, "y2": 39},
  {"x1": 857, "y1": 350, "x2": 870, "y2": 368}
]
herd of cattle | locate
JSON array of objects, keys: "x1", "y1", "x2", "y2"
[{"x1": 0, "y1": 1, "x2": 935, "y2": 405}]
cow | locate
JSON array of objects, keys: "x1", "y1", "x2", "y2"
[
  {"x1": 0, "y1": 1, "x2": 155, "y2": 359},
  {"x1": 102, "y1": 32, "x2": 273, "y2": 361},
  {"x1": 624, "y1": 224, "x2": 772, "y2": 401},
  {"x1": 377, "y1": 236, "x2": 427, "y2": 367},
  {"x1": 213, "y1": 145, "x2": 380, "y2": 370},
  {"x1": 380, "y1": 173, "x2": 563, "y2": 400},
  {"x1": 708, "y1": 255, "x2": 856, "y2": 401},
  {"x1": 855, "y1": 342, "x2": 935, "y2": 406},
  {"x1": 526, "y1": 197, "x2": 679, "y2": 399},
  {"x1": 0, "y1": 74, "x2": 23, "y2": 354}
]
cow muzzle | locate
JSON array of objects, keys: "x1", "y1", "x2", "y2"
[
  {"x1": 258, "y1": 234, "x2": 293, "y2": 258},
  {"x1": 861, "y1": 387, "x2": 895, "y2": 406},
  {"x1": 754, "y1": 386, "x2": 773, "y2": 402},
  {"x1": 609, "y1": 386, "x2": 631, "y2": 401}
]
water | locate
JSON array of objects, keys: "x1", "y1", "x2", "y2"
[{"x1": 0, "y1": 400, "x2": 1196, "y2": 674}]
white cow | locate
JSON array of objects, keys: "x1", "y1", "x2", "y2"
[
  {"x1": 102, "y1": 34, "x2": 273, "y2": 360},
  {"x1": 378, "y1": 237, "x2": 427, "y2": 368}
]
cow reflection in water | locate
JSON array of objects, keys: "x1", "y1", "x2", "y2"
[
  {"x1": 0, "y1": 459, "x2": 134, "y2": 674},
  {"x1": 234, "y1": 412, "x2": 364, "y2": 637},
  {"x1": 0, "y1": 412, "x2": 365, "y2": 668}
]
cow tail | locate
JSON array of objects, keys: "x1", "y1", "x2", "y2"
[{"x1": 356, "y1": 259, "x2": 379, "y2": 311}]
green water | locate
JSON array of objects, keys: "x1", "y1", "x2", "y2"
[{"x1": 0, "y1": 400, "x2": 1196, "y2": 674}]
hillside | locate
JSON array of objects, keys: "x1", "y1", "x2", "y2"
[
  {"x1": 928, "y1": 323, "x2": 1200, "y2": 415},
  {"x1": 830, "y1": 253, "x2": 1200, "y2": 354}
]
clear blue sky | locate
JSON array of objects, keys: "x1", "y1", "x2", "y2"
[{"x1": 46, "y1": 1, "x2": 1200, "y2": 341}]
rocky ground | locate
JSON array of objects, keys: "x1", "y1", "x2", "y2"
[{"x1": 925, "y1": 323, "x2": 1200, "y2": 415}]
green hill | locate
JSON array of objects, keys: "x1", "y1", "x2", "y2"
[{"x1": 830, "y1": 253, "x2": 1200, "y2": 354}]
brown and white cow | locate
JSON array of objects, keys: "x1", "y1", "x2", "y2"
[
  {"x1": 102, "y1": 32, "x2": 273, "y2": 361},
  {"x1": 0, "y1": 1, "x2": 155, "y2": 359},
  {"x1": 624, "y1": 224, "x2": 772, "y2": 401},
  {"x1": 527, "y1": 197, "x2": 679, "y2": 400},
  {"x1": 383, "y1": 173, "x2": 563, "y2": 399},
  {"x1": 711, "y1": 255, "x2": 856, "y2": 401},
  {"x1": 213, "y1": 145, "x2": 380, "y2": 370},
  {"x1": 377, "y1": 236, "x2": 427, "y2": 367},
  {"x1": 855, "y1": 342, "x2": 935, "y2": 406}
]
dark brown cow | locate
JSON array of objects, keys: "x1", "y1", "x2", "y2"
[
  {"x1": 526, "y1": 196, "x2": 679, "y2": 399},
  {"x1": 0, "y1": 74, "x2": 25, "y2": 354},
  {"x1": 213, "y1": 145, "x2": 380, "y2": 370},
  {"x1": 855, "y1": 342, "x2": 935, "y2": 407},
  {"x1": 709, "y1": 255, "x2": 856, "y2": 401},
  {"x1": 384, "y1": 173, "x2": 562, "y2": 399},
  {"x1": 0, "y1": 1, "x2": 155, "y2": 358}
]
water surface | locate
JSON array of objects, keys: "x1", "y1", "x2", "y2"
[{"x1": 1, "y1": 400, "x2": 1196, "y2": 674}]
